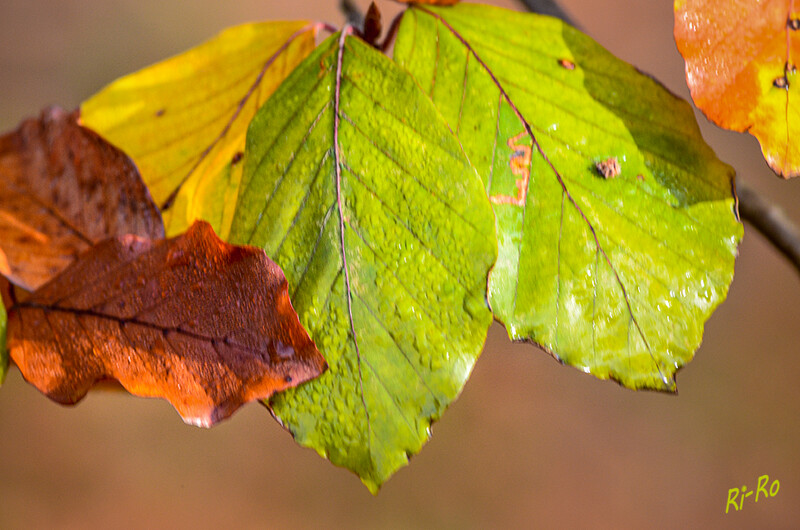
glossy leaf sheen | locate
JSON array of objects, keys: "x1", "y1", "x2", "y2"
[
  {"x1": 675, "y1": 0, "x2": 800, "y2": 178},
  {"x1": 81, "y1": 21, "x2": 317, "y2": 237},
  {"x1": 229, "y1": 33, "x2": 497, "y2": 492},
  {"x1": 7, "y1": 221, "x2": 326, "y2": 426},
  {"x1": 395, "y1": 4, "x2": 742, "y2": 390},
  {"x1": 0, "y1": 106, "x2": 164, "y2": 291}
]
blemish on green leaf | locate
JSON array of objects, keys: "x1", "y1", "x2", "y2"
[{"x1": 395, "y1": 3, "x2": 742, "y2": 391}]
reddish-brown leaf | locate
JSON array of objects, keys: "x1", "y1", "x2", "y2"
[
  {"x1": 0, "y1": 106, "x2": 164, "y2": 291},
  {"x1": 7, "y1": 221, "x2": 326, "y2": 427},
  {"x1": 363, "y1": 2, "x2": 383, "y2": 45}
]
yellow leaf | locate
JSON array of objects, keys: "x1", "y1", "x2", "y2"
[{"x1": 81, "y1": 20, "x2": 319, "y2": 237}]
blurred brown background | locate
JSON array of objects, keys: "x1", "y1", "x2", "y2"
[{"x1": 1, "y1": 0, "x2": 799, "y2": 528}]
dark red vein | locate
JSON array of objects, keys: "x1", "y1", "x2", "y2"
[{"x1": 10, "y1": 302, "x2": 280, "y2": 359}]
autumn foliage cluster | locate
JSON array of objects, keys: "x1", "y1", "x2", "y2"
[{"x1": 0, "y1": 0, "x2": 795, "y2": 492}]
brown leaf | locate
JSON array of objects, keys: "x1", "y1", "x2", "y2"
[
  {"x1": 0, "y1": 106, "x2": 164, "y2": 291},
  {"x1": 363, "y1": 2, "x2": 383, "y2": 45},
  {"x1": 7, "y1": 221, "x2": 326, "y2": 427}
]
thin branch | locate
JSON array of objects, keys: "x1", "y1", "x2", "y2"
[
  {"x1": 516, "y1": 0, "x2": 581, "y2": 29},
  {"x1": 737, "y1": 185, "x2": 800, "y2": 276},
  {"x1": 519, "y1": 0, "x2": 800, "y2": 278},
  {"x1": 340, "y1": 0, "x2": 364, "y2": 30}
]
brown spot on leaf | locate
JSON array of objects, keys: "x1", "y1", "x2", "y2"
[
  {"x1": 6, "y1": 221, "x2": 326, "y2": 427},
  {"x1": 788, "y1": 17, "x2": 800, "y2": 30},
  {"x1": 596, "y1": 157, "x2": 621, "y2": 179},
  {"x1": 155, "y1": 108, "x2": 166, "y2": 117},
  {"x1": 490, "y1": 130, "x2": 531, "y2": 206},
  {"x1": 231, "y1": 151, "x2": 244, "y2": 166},
  {"x1": 636, "y1": 174, "x2": 645, "y2": 181},
  {"x1": 773, "y1": 76, "x2": 789, "y2": 89},
  {"x1": 558, "y1": 58, "x2": 576, "y2": 70}
]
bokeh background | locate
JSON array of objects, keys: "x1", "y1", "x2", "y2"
[{"x1": 1, "y1": 0, "x2": 799, "y2": 527}]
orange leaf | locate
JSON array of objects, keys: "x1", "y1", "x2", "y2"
[
  {"x1": 675, "y1": 0, "x2": 800, "y2": 177},
  {"x1": 6, "y1": 221, "x2": 326, "y2": 427},
  {"x1": 0, "y1": 107, "x2": 164, "y2": 290}
]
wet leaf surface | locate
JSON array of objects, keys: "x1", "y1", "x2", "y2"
[
  {"x1": 229, "y1": 31, "x2": 497, "y2": 492},
  {"x1": 395, "y1": 4, "x2": 742, "y2": 390},
  {"x1": 675, "y1": 0, "x2": 800, "y2": 178},
  {"x1": 81, "y1": 21, "x2": 318, "y2": 237},
  {"x1": 0, "y1": 107, "x2": 163, "y2": 291},
  {"x1": 7, "y1": 221, "x2": 326, "y2": 427}
]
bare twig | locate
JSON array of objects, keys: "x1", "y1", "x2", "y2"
[
  {"x1": 516, "y1": 0, "x2": 580, "y2": 29},
  {"x1": 340, "y1": 0, "x2": 364, "y2": 30},
  {"x1": 737, "y1": 185, "x2": 800, "y2": 276}
]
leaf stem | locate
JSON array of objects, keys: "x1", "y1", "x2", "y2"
[
  {"x1": 317, "y1": 22, "x2": 339, "y2": 35},
  {"x1": 737, "y1": 184, "x2": 800, "y2": 277},
  {"x1": 515, "y1": 0, "x2": 581, "y2": 29}
]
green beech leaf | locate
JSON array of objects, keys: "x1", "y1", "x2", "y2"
[
  {"x1": 81, "y1": 21, "x2": 318, "y2": 238},
  {"x1": 395, "y1": 4, "x2": 742, "y2": 390},
  {"x1": 229, "y1": 31, "x2": 496, "y2": 492}
]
